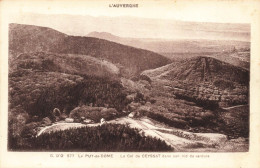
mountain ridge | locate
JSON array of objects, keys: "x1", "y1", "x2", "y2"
[
  {"x1": 86, "y1": 31, "x2": 250, "y2": 54},
  {"x1": 9, "y1": 23, "x2": 170, "y2": 78}
]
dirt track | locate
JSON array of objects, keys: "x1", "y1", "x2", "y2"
[{"x1": 223, "y1": 104, "x2": 247, "y2": 110}]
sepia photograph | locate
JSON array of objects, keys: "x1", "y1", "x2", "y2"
[
  {"x1": 8, "y1": 13, "x2": 250, "y2": 152},
  {"x1": 1, "y1": 0, "x2": 260, "y2": 167}
]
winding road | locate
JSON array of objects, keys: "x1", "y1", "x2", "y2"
[{"x1": 36, "y1": 117, "x2": 248, "y2": 152}]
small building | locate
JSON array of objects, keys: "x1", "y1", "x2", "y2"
[
  {"x1": 83, "y1": 119, "x2": 93, "y2": 124},
  {"x1": 65, "y1": 118, "x2": 74, "y2": 123},
  {"x1": 128, "y1": 112, "x2": 136, "y2": 118}
]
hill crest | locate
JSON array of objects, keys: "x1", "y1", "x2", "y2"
[
  {"x1": 142, "y1": 56, "x2": 249, "y2": 85},
  {"x1": 9, "y1": 23, "x2": 170, "y2": 78}
]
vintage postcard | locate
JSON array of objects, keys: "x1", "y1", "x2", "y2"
[{"x1": 0, "y1": 0, "x2": 260, "y2": 167}]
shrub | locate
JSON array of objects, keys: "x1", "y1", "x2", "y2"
[{"x1": 69, "y1": 106, "x2": 119, "y2": 122}]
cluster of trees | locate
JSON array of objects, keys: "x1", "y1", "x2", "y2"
[
  {"x1": 213, "y1": 79, "x2": 235, "y2": 90},
  {"x1": 142, "y1": 93, "x2": 219, "y2": 133},
  {"x1": 10, "y1": 124, "x2": 173, "y2": 151},
  {"x1": 173, "y1": 84, "x2": 248, "y2": 109},
  {"x1": 218, "y1": 105, "x2": 249, "y2": 139},
  {"x1": 8, "y1": 67, "x2": 130, "y2": 150},
  {"x1": 69, "y1": 106, "x2": 120, "y2": 123},
  {"x1": 222, "y1": 95, "x2": 248, "y2": 107},
  {"x1": 147, "y1": 112, "x2": 187, "y2": 129},
  {"x1": 9, "y1": 70, "x2": 128, "y2": 118},
  {"x1": 147, "y1": 110, "x2": 216, "y2": 130},
  {"x1": 174, "y1": 93, "x2": 219, "y2": 110},
  {"x1": 76, "y1": 75, "x2": 129, "y2": 111}
]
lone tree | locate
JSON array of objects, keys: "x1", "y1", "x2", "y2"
[
  {"x1": 50, "y1": 108, "x2": 61, "y2": 121},
  {"x1": 53, "y1": 108, "x2": 61, "y2": 116}
]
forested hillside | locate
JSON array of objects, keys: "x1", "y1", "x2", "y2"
[
  {"x1": 142, "y1": 56, "x2": 249, "y2": 108},
  {"x1": 8, "y1": 50, "x2": 132, "y2": 150},
  {"x1": 10, "y1": 124, "x2": 173, "y2": 151},
  {"x1": 9, "y1": 23, "x2": 170, "y2": 78}
]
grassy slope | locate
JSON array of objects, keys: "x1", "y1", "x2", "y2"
[{"x1": 10, "y1": 52, "x2": 119, "y2": 77}]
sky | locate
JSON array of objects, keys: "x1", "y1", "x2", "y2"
[
  {"x1": 2, "y1": 0, "x2": 253, "y2": 41},
  {"x1": 4, "y1": 0, "x2": 257, "y2": 24}
]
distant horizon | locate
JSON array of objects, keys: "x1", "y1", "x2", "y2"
[
  {"x1": 19, "y1": 12, "x2": 252, "y2": 25},
  {"x1": 9, "y1": 22, "x2": 251, "y2": 43},
  {"x1": 8, "y1": 0, "x2": 253, "y2": 24},
  {"x1": 9, "y1": 13, "x2": 250, "y2": 42}
]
